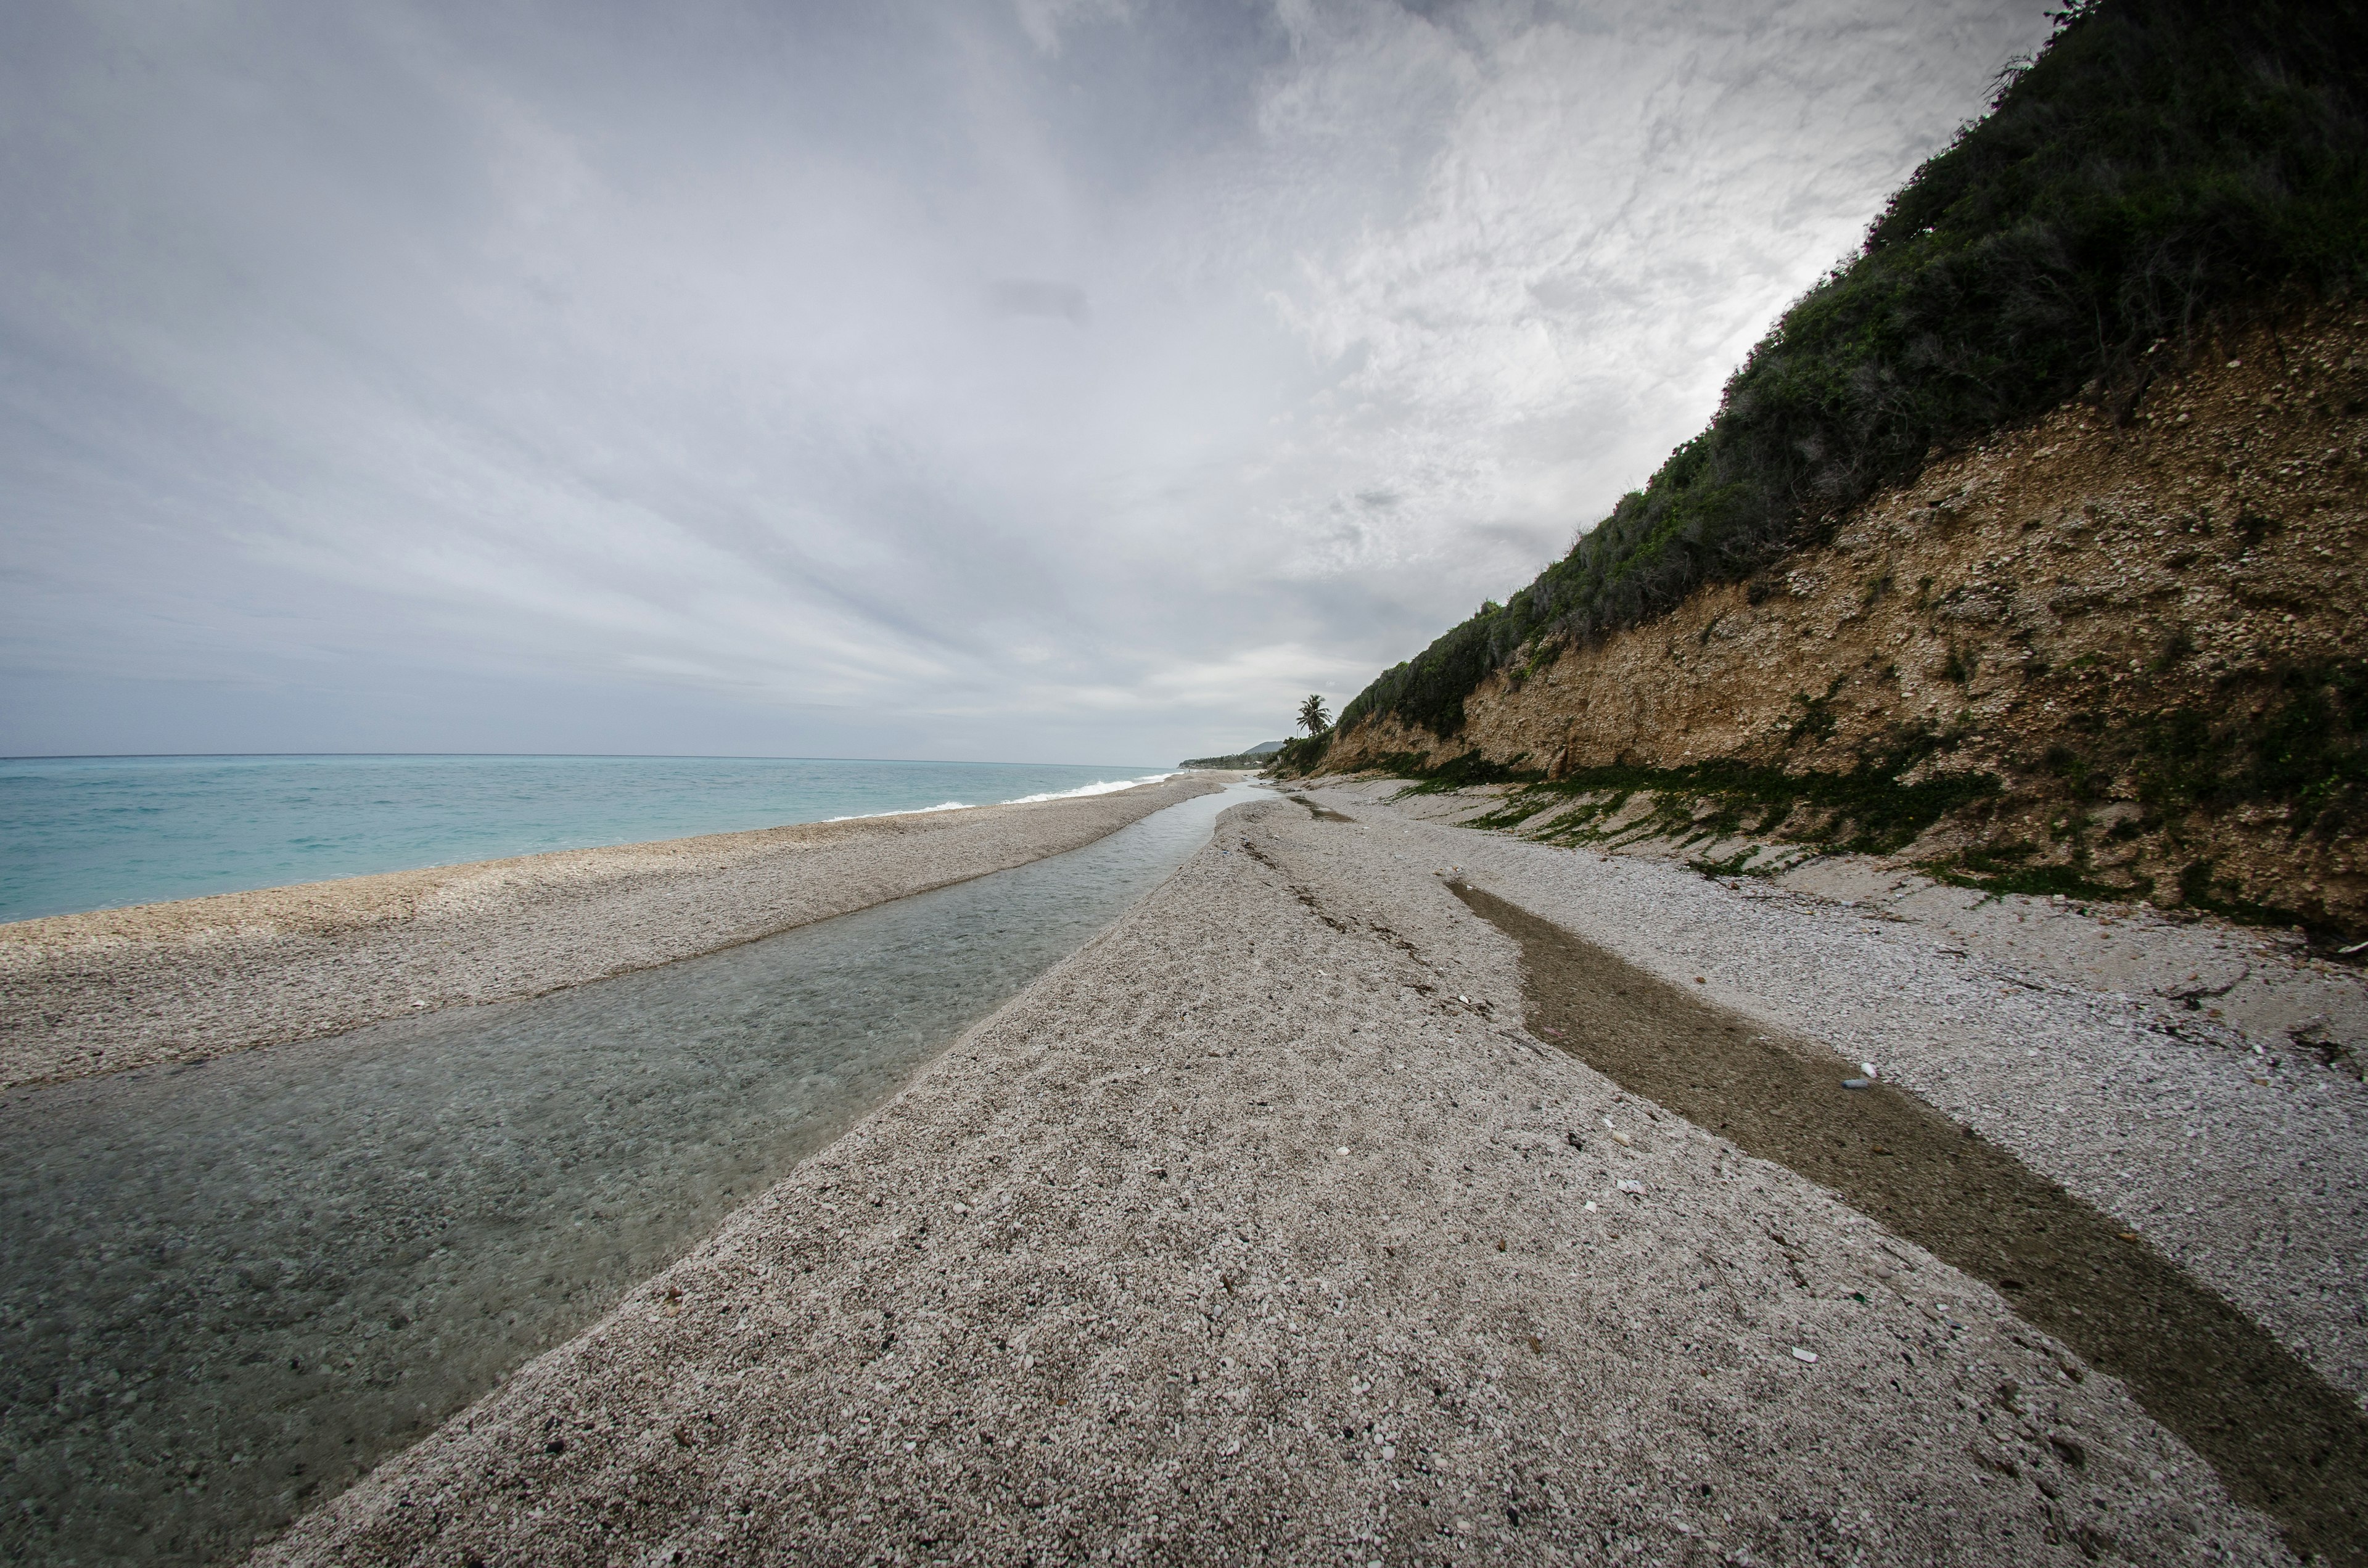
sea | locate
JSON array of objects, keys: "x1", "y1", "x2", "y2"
[{"x1": 0, "y1": 753, "x2": 1179, "y2": 924}]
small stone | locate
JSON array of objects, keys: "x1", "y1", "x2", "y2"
[
  {"x1": 1336, "y1": 1146, "x2": 1350, "y2": 1157},
  {"x1": 1610, "y1": 1130, "x2": 1632, "y2": 1146},
  {"x1": 1616, "y1": 1180, "x2": 1645, "y2": 1194}
]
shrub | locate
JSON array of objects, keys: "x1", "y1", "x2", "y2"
[{"x1": 1339, "y1": 0, "x2": 2368, "y2": 741}]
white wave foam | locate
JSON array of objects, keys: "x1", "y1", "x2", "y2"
[
  {"x1": 824, "y1": 773, "x2": 1170, "y2": 824},
  {"x1": 825, "y1": 800, "x2": 974, "y2": 822},
  {"x1": 998, "y1": 773, "x2": 1173, "y2": 805}
]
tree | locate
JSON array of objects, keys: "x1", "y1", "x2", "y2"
[{"x1": 1297, "y1": 694, "x2": 1331, "y2": 735}]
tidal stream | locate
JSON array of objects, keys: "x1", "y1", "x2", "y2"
[{"x1": 0, "y1": 781, "x2": 1260, "y2": 1566}]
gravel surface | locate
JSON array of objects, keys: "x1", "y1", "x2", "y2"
[
  {"x1": 1317, "y1": 778, "x2": 2368, "y2": 1415},
  {"x1": 0, "y1": 776, "x2": 1224, "y2": 1091},
  {"x1": 256, "y1": 794, "x2": 2290, "y2": 1567}
]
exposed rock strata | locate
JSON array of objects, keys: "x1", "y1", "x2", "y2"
[{"x1": 1325, "y1": 309, "x2": 2368, "y2": 934}]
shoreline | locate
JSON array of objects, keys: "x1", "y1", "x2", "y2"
[
  {"x1": 256, "y1": 786, "x2": 2365, "y2": 1566},
  {"x1": 0, "y1": 773, "x2": 1231, "y2": 1092}
]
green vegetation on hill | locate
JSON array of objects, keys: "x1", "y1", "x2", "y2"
[
  {"x1": 1338, "y1": 0, "x2": 2368, "y2": 742},
  {"x1": 1182, "y1": 743, "x2": 1286, "y2": 769},
  {"x1": 1271, "y1": 732, "x2": 1331, "y2": 774}
]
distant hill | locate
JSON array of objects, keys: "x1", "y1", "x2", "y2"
[
  {"x1": 1302, "y1": 0, "x2": 2368, "y2": 942},
  {"x1": 1331, "y1": 0, "x2": 2366, "y2": 747},
  {"x1": 1180, "y1": 741, "x2": 1286, "y2": 769}
]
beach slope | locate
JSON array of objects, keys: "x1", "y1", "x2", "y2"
[
  {"x1": 0, "y1": 774, "x2": 1223, "y2": 1090},
  {"x1": 253, "y1": 790, "x2": 2335, "y2": 1566}
]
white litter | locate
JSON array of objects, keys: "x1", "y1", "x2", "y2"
[{"x1": 1791, "y1": 1347, "x2": 1819, "y2": 1364}]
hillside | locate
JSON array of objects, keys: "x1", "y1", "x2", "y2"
[
  {"x1": 1296, "y1": 0, "x2": 2368, "y2": 941},
  {"x1": 1323, "y1": 310, "x2": 2366, "y2": 932},
  {"x1": 1181, "y1": 742, "x2": 1286, "y2": 768}
]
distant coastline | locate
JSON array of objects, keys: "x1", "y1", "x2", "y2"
[
  {"x1": 0, "y1": 753, "x2": 1172, "y2": 924},
  {"x1": 1180, "y1": 739, "x2": 1284, "y2": 769},
  {"x1": 0, "y1": 774, "x2": 1224, "y2": 1091}
]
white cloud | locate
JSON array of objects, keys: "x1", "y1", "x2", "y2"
[
  {"x1": 1256, "y1": 0, "x2": 2047, "y2": 595},
  {"x1": 0, "y1": 0, "x2": 2055, "y2": 762},
  {"x1": 1013, "y1": 0, "x2": 1135, "y2": 55}
]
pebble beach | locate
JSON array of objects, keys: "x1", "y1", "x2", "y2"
[
  {"x1": 0, "y1": 774, "x2": 1225, "y2": 1092},
  {"x1": 232, "y1": 782, "x2": 2367, "y2": 1567}
]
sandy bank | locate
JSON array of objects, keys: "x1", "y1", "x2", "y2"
[
  {"x1": 256, "y1": 789, "x2": 2356, "y2": 1566},
  {"x1": 1310, "y1": 777, "x2": 2368, "y2": 1412},
  {"x1": 1329, "y1": 774, "x2": 2368, "y2": 1072},
  {"x1": 0, "y1": 774, "x2": 1225, "y2": 1091}
]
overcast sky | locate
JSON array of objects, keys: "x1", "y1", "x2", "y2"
[{"x1": 1, "y1": 0, "x2": 2052, "y2": 765}]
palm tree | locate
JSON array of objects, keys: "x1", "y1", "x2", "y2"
[{"x1": 1297, "y1": 694, "x2": 1331, "y2": 735}]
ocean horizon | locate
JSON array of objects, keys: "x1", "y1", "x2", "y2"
[{"x1": 0, "y1": 752, "x2": 1182, "y2": 924}]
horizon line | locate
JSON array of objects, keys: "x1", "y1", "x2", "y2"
[{"x1": 0, "y1": 750, "x2": 1183, "y2": 770}]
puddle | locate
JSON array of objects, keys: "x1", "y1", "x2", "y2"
[
  {"x1": 0, "y1": 783, "x2": 1260, "y2": 1567},
  {"x1": 1452, "y1": 880, "x2": 2368, "y2": 1567}
]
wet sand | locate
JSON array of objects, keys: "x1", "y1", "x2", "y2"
[
  {"x1": 0, "y1": 774, "x2": 1226, "y2": 1091},
  {"x1": 253, "y1": 787, "x2": 2365, "y2": 1567}
]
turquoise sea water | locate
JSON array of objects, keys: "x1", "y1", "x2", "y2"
[{"x1": 0, "y1": 753, "x2": 1174, "y2": 924}]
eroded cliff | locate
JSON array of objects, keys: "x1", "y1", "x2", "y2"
[{"x1": 1320, "y1": 307, "x2": 2368, "y2": 937}]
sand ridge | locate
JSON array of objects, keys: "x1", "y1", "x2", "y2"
[
  {"x1": 0, "y1": 774, "x2": 1226, "y2": 1091},
  {"x1": 253, "y1": 794, "x2": 2300, "y2": 1566}
]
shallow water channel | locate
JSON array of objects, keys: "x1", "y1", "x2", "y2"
[{"x1": 0, "y1": 781, "x2": 1260, "y2": 1566}]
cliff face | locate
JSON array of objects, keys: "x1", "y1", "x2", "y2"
[{"x1": 1323, "y1": 307, "x2": 2368, "y2": 936}]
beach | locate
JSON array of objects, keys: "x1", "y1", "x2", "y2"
[
  {"x1": 247, "y1": 783, "x2": 2367, "y2": 1566},
  {"x1": 0, "y1": 773, "x2": 1225, "y2": 1092}
]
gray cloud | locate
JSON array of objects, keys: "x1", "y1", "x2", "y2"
[
  {"x1": 987, "y1": 279, "x2": 1092, "y2": 324},
  {"x1": 0, "y1": 0, "x2": 2054, "y2": 764}
]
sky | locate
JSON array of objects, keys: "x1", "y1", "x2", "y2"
[{"x1": 0, "y1": 0, "x2": 2055, "y2": 766}]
